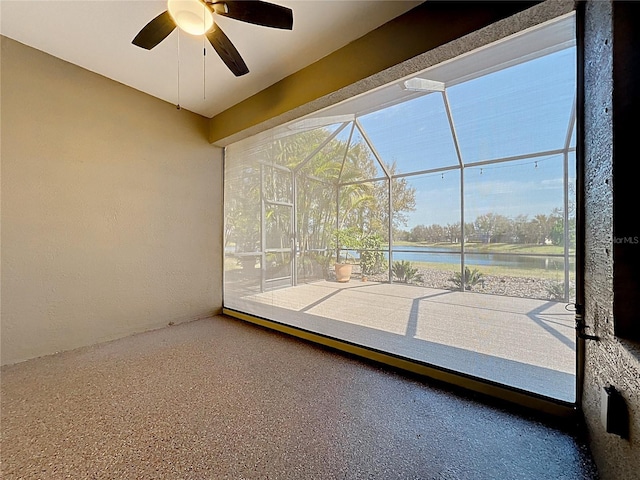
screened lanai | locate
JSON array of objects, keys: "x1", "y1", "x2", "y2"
[{"x1": 223, "y1": 14, "x2": 577, "y2": 403}]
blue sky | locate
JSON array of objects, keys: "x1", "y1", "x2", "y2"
[
  {"x1": 357, "y1": 47, "x2": 577, "y2": 228},
  {"x1": 397, "y1": 154, "x2": 575, "y2": 228}
]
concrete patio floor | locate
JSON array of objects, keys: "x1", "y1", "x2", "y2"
[{"x1": 227, "y1": 280, "x2": 576, "y2": 402}]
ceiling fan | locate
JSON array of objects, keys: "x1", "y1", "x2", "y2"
[{"x1": 132, "y1": 0, "x2": 293, "y2": 77}]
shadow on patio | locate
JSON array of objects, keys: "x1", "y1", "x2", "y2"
[{"x1": 227, "y1": 280, "x2": 576, "y2": 402}]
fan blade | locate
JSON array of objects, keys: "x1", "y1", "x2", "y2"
[
  {"x1": 132, "y1": 10, "x2": 176, "y2": 50},
  {"x1": 214, "y1": 1, "x2": 293, "y2": 30},
  {"x1": 206, "y1": 24, "x2": 249, "y2": 76}
]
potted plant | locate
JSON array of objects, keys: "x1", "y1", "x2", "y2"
[{"x1": 332, "y1": 227, "x2": 362, "y2": 283}]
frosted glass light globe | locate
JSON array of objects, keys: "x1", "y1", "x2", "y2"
[{"x1": 167, "y1": 0, "x2": 214, "y2": 36}]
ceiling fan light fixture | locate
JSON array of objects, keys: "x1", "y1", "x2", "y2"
[
  {"x1": 167, "y1": 0, "x2": 214, "y2": 36},
  {"x1": 133, "y1": 0, "x2": 291, "y2": 76}
]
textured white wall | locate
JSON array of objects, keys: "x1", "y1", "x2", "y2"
[{"x1": 1, "y1": 37, "x2": 223, "y2": 365}]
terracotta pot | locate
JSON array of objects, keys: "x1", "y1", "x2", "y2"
[{"x1": 334, "y1": 263, "x2": 352, "y2": 283}]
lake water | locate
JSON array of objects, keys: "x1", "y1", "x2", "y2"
[
  {"x1": 351, "y1": 245, "x2": 573, "y2": 271},
  {"x1": 227, "y1": 244, "x2": 575, "y2": 271}
]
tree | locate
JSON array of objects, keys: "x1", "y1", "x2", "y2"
[
  {"x1": 548, "y1": 207, "x2": 575, "y2": 248},
  {"x1": 228, "y1": 123, "x2": 416, "y2": 275},
  {"x1": 409, "y1": 224, "x2": 427, "y2": 242},
  {"x1": 473, "y1": 213, "x2": 510, "y2": 243},
  {"x1": 225, "y1": 164, "x2": 261, "y2": 252},
  {"x1": 529, "y1": 214, "x2": 557, "y2": 244},
  {"x1": 338, "y1": 152, "x2": 416, "y2": 243},
  {"x1": 444, "y1": 223, "x2": 461, "y2": 243},
  {"x1": 506, "y1": 214, "x2": 524, "y2": 243},
  {"x1": 549, "y1": 218, "x2": 564, "y2": 246}
]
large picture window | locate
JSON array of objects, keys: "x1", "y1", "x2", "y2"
[{"x1": 224, "y1": 14, "x2": 577, "y2": 403}]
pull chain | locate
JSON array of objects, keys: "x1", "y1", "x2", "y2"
[
  {"x1": 176, "y1": 29, "x2": 181, "y2": 110},
  {"x1": 203, "y1": 4, "x2": 207, "y2": 101}
]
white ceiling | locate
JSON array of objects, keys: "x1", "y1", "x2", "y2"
[{"x1": 0, "y1": 0, "x2": 423, "y2": 118}]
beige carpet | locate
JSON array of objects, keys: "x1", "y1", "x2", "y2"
[{"x1": 1, "y1": 316, "x2": 598, "y2": 479}]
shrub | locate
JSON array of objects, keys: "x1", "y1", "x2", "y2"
[
  {"x1": 392, "y1": 260, "x2": 421, "y2": 284},
  {"x1": 360, "y1": 233, "x2": 387, "y2": 275},
  {"x1": 451, "y1": 266, "x2": 484, "y2": 290},
  {"x1": 546, "y1": 281, "x2": 565, "y2": 301},
  {"x1": 332, "y1": 228, "x2": 387, "y2": 275}
]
